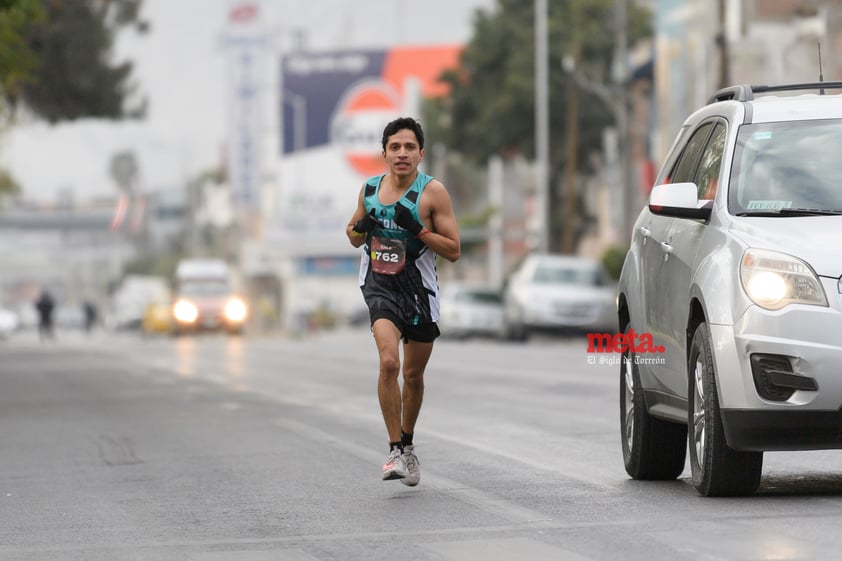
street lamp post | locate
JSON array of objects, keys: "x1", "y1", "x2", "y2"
[{"x1": 535, "y1": 0, "x2": 550, "y2": 254}]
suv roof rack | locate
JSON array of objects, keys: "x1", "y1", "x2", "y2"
[{"x1": 708, "y1": 81, "x2": 842, "y2": 104}]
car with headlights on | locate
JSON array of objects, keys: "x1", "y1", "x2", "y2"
[
  {"x1": 172, "y1": 259, "x2": 248, "y2": 335},
  {"x1": 438, "y1": 283, "x2": 505, "y2": 339},
  {"x1": 618, "y1": 81, "x2": 842, "y2": 496},
  {"x1": 503, "y1": 254, "x2": 615, "y2": 340}
]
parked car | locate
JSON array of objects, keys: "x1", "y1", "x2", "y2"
[
  {"x1": 0, "y1": 307, "x2": 19, "y2": 339},
  {"x1": 618, "y1": 81, "x2": 842, "y2": 496},
  {"x1": 14, "y1": 304, "x2": 38, "y2": 330},
  {"x1": 503, "y1": 254, "x2": 615, "y2": 340},
  {"x1": 141, "y1": 298, "x2": 173, "y2": 335},
  {"x1": 438, "y1": 283, "x2": 505, "y2": 340},
  {"x1": 55, "y1": 306, "x2": 85, "y2": 330},
  {"x1": 112, "y1": 275, "x2": 171, "y2": 331}
]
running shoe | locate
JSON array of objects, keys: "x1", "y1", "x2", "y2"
[
  {"x1": 382, "y1": 448, "x2": 407, "y2": 480},
  {"x1": 401, "y1": 445, "x2": 421, "y2": 486}
]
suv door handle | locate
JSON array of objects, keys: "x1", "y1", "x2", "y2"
[
  {"x1": 639, "y1": 226, "x2": 651, "y2": 245},
  {"x1": 660, "y1": 241, "x2": 673, "y2": 260}
]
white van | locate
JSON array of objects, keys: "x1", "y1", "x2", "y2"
[{"x1": 171, "y1": 259, "x2": 248, "y2": 335}]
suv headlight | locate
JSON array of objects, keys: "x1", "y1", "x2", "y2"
[{"x1": 740, "y1": 249, "x2": 827, "y2": 310}]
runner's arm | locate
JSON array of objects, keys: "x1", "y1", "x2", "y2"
[
  {"x1": 346, "y1": 188, "x2": 368, "y2": 248},
  {"x1": 420, "y1": 181, "x2": 460, "y2": 262}
]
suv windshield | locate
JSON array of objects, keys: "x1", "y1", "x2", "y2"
[{"x1": 729, "y1": 119, "x2": 842, "y2": 215}]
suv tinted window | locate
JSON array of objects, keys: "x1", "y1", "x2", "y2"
[
  {"x1": 666, "y1": 122, "x2": 713, "y2": 184},
  {"x1": 693, "y1": 122, "x2": 726, "y2": 200}
]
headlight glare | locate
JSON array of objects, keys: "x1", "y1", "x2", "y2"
[
  {"x1": 740, "y1": 249, "x2": 827, "y2": 310},
  {"x1": 224, "y1": 298, "x2": 247, "y2": 322},
  {"x1": 173, "y1": 299, "x2": 198, "y2": 323}
]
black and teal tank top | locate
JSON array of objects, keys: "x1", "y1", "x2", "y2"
[{"x1": 357, "y1": 171, "x2": 440, "y2": 324}]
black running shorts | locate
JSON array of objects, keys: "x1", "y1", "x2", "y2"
[{"x1": 371, "y1": 309, "x2": 440, "y2": 343}]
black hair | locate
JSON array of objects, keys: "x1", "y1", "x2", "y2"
[{"x1": 381, "y1": 117, "x2": 425, "y2": 151}]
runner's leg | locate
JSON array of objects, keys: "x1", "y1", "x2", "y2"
[
  {"x1": 401, "y1": 339, "x2": 434, "y2": 435},
  {"x1": 372, "y1": 318, "x2": 403, "y2": 443}
]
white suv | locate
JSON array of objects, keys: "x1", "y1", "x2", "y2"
[{"x1": 617, "y1": 82, "x2": 842, "y2": 496}]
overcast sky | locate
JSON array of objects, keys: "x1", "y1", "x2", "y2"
[{"x1": 0, "y1": 0, "x2": 494, "y2": 204}]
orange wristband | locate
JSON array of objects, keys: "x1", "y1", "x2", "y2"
[{"x1": 418, "y1": 228, "x2": 432, "y2": 237}]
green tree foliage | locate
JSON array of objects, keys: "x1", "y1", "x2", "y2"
[
  {"x1": 426, "y1": 0, "x2": 652, "y2": 250},
  {"x1": 0, "y1": 1, "x2": 43, "y2": 206},
  {"x1": 0, "y1": 0, "x2": 43, "y2": 105},
  {"x1": 2, "y1": 0, "x2": 147, "y2": 122},
  {"x1": 433, "y1": 0, "x2": 650, "y2": 167},
  {"x1": 0, "y1": 166, "x2": 20, "y2": 206},
  {"x1": 600, "y1": 244, "x2": 627, "y2": 280}
]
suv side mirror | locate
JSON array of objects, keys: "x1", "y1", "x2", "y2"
[{"x1": 648, "y1": 182, "x2": 712, "y2": 220}]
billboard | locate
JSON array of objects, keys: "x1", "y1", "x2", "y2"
[
  {"x1": 269, "y1": 46, "x2": 461, "y2": 256},
  {"x1": 224, "y1": 1, "x2": 268, "y2": 212}
]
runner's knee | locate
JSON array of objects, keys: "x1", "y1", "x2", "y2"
[
  {"x1": 402, "y1": 365, "x2": 425, "y2": 387},
  {"x1": 379, "y1": 355, "x2": 400, "y2": 379}
]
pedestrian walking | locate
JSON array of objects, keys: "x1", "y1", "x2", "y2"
[
  {"x1": 345, "y1": 117, "x2": 461, "y2": 485},
  {"x1": 82, "y1": 300, "x2": 98, "y2": 333},
  {"x1": 34, "y1": 289, "x2": 56, "y2": 341}
]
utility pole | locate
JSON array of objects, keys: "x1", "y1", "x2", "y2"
[
  {"x1": 717, "y1": 0, "x2": 729, "y2": 88},
  {"x1": 614, "y1": 0, "x2": 632, "y2": 248},
  {"x1": 535, "y1": 0, "x2": 550, "y2": 254},
  {"x1": 488, "y1": 155, "x2": 504, "y2": 289},
  {"x1": 561, "y1": 37, "x2": 581, "y2": 255}
]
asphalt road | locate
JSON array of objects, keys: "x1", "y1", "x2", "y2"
[{"x1": 2, "y1": 327, "x2": 842, "y2": 560}]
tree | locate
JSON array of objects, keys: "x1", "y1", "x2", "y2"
[
  {"x1": 426, "y1": 0, "x2": 652, "y2": 252},
  {"x1": 0, "y1": 1, "x2": 147, "y2": 206},
  {"x1": 0, "y1": 0, "x2": 42, "y2": 109},
  {"x1": 0, "y1": 167, "x2": 19, "y2": 207},
  {"x1": 1, "y1": 0, "x2": 148, "y2": 123},
  {"x1": 0, "y1": 1, "x2": 44, "y2": 204}
]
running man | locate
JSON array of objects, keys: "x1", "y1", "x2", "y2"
[{"x1": 345, "y1": 116, "x2": 461, "y2": 485}]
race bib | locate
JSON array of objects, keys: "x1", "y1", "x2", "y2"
[{"x1": 370, "y1": 235, "x2": 406, "y2": 275}]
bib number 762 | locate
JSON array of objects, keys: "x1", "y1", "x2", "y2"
[
  {"x1": 373, "y1": 251, "x2": 401, "y2": 263},
  {"x1": 370, "y1": 236, "x2": 406, "y2": 275}
]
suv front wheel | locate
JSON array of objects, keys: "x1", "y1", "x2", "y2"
[{"x1": 688, "y1": 322, "x2": 763, "y2": 496}]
